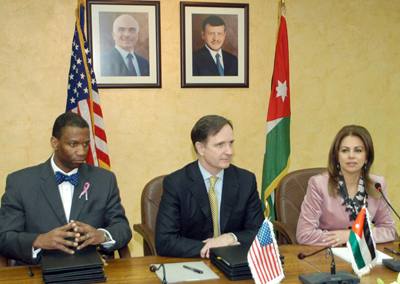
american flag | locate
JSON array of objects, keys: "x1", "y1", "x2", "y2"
[
  {"x1": 66, "y1": 0, "x2": 110, "y2": 169},
  {"x1": 247, "y1": 219, "x2": 284, "y2": 284}
]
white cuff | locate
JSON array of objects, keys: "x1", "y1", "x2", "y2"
[
  {"x1": 32, "y1": 247, "x2": 42, "y2": 259},
  {"x1": 98, "y1": 228, "x2": 116, "y2": 248},
  {"x1": 229, "y1": 232, "x2": 238, "y2": 243}
]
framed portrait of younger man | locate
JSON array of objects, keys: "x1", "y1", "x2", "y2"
[{"x1": 181, "y1": 2, "x2": 249, "y2": 88}]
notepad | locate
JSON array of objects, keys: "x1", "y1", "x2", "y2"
[
  {"x1": 152, "y1": 261, "x2": 219, "y2": 283},
  {"x1": 331, "y1": 247, "x2": 392, "y2": 265}
]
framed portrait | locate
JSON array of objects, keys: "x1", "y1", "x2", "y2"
[
  {"x1": 87, "y1": 0, "x2": 161, "y2": 88},
  {"x1": 180, "y1": 2, "x2": 249, "y2": 88}
]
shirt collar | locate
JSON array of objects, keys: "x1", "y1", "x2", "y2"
[
  {"x1": 197, "y1": 160, "x2": 224, "y2": 182},
  {"x1": 205, "y1": 45, "x2": 222, "y2": 59},
  {"x1": 51, "y1": 155, "x2": 79, "y2": 175},
  {"x1": 115, "y1": 45, "x2": 135, "y2": 58}
]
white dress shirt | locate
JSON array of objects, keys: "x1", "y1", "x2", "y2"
[
  {"x1": 205, "y1": 45, "x2": 224, "y2": 68},
  {"x1": 115, "y1": 45, "x2": 141, "y2": 76}
]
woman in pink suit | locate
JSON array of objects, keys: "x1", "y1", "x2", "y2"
[{"x1": 296, "y1": 125, "x2": 396, "y2": 246}]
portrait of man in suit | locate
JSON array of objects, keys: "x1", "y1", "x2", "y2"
[
  {"x1": 0, "y1": 112, "x2": 131, "y2": 264},
  {"x1": 192, "y1": 15, "x2": 238, "y2": 76},
  {"x1": 155, "y1": 115, "x2": 263, "y2": 258},
  {"x1": 101, "y1": 14, "x2": 149, "y2": 77}
]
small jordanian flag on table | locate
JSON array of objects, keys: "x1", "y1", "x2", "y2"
[{"x1": 347, "y1": 206, "x2": 377, "y2": 277}]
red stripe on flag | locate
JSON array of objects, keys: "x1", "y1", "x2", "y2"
[
  {"x1": 96, "y1": 148, "x2": 110, "y2": 166},
  {"x1": 86, "y1": 144, "x2": 95, "y2": 165},
  {"x1": 249, "y1": 241, "x2": 267, "y2": 283},
  {"x1": 92, "y1": 102, "x2": 104, "y2": 117},
  {"x1": 94, "y1": 125, "x2": 107, "y2": 141},
  {"x1": 257, "y1": 243, "x2": 271, "y2": 281}
]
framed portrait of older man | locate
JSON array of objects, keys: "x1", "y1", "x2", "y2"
[
  {"x1": 87, "y1": 0, "x2": 160, "y2": 88},
  {"x1": 180, "y1": 2, "x2": 249, "y2": 88}
]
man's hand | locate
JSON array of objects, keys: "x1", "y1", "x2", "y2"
[
  {"x1": 32, "y1": 222, "x2": 79, "y2": 254},
  {"x1": 71, "y1": 220, "x2": 106, "y2": 250},
  {"x1": 200, "y1": 233, "x2": 240, "y2": 258}
]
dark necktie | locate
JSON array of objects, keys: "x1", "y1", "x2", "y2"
[
  {"x1": 127, "y1": 54, "x2": 137, "y2": 76},
  {"x1": 215, "y1": 54, "x2": 224, "y2": 76},
  {"x1": 55, "y1": 171, "x2": 79, "y2": 187}
]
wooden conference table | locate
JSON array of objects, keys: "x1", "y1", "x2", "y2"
[{"x1": 0, "y1": 244, "x2": 398, "y2": 283}]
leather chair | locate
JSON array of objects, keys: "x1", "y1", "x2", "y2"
[
  {"x1": 117, "y1": 246, "x2": 131, "y2": 259},
  {"x1": 133, "y1": 175, "x2": 165, "y2": 256},
  {"x1": 274, "y1": 167, "x2": 326, "y2": 244},
  {"x1": 0, "y1": 255, "x2": 7, "y2": 267}
]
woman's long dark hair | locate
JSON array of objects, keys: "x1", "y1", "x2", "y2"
[{"x1": 327, "y1": 125, "x2": 377, "y2": 198}]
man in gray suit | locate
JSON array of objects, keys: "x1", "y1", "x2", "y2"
[
  {"x1": 0, "y1": 112, "x2": 131, "y2": 264},
  {"x1": 101, "y1": 14, "x2": 149, "y2": 76}
]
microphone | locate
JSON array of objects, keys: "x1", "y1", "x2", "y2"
[
  {"x1": 298, "y1": 246, "x2": 359, "y2": 284},
  {"x1": 149, "y1": 264, "x2": 167, "y2": 284},
  {"x1": 298, "y1": 246, "x2": 330, "y2": 260},
  {"x1": 375, "y1": 183, "x2": 400, "y2": 220},
  {"x1": 149, "y1": 264, "x2": 158, "y2": 272},
  {"x1": 375, "y1": 183, "x2": 400, "y2": 272}
]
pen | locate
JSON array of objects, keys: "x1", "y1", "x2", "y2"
[
  {"x1": 183, "y1": 265, "x2": 204, "y2": 274},
  {"x1": 384, "y1": 247, "x2": 400, "y2": 256}
]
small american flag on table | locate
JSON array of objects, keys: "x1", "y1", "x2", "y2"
[{"x1": 247, "y1": 219, "x2": 284, "y2": 284}]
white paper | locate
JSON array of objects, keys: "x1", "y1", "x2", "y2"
[
  {"x1": 331, "y1": 247, "x2": 392, "y2": 265},
  {"x1": 152, "y1": 261, "x2": 219, "y2": 283}
]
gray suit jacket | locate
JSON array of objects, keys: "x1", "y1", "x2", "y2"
[
  {"x1": 0, "y1": 159, "x2": 131, "y2": 264},
  {"x1": 155, "y1": 161, "x2": 263, "y2": 257},
  {"x1": 101, "y1": 47, "x2": 149, "y2": 76}
]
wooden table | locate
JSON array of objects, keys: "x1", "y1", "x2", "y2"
[{"x1": 0, "y1": 245, "x2": 398, "y2": 283}]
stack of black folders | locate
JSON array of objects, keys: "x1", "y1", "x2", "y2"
[
  {"x1": 210, "y1": 244, "x2": 253, "y2": 281},
  {"x1": 41, "y1": 246, "x2": 106, "y2": 284}
]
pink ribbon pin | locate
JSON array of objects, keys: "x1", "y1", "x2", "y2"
[{"x1": 79, "y1": 182, "x2": 90, "y2": 200}]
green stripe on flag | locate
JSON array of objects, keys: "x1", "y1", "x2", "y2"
[
  {"x1": 261, "y1": 117, "x2": 290, "y2": 218},
  {"x1": 349, "y1": 231, "x2": 366, "y2": 269}
]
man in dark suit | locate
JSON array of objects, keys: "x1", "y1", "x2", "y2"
[
  {"x1": 155, "y1": 115, "x2": 263, "y2": 258},
  {"x1": 192, "y1": 15, "x2": 238, "y2": 76},
  {"x1": 0, "y1": 112, "x2": 131, "y2": 264},
  {"x1": 101, "y1": 14, "x2": 149, "y2": 76}
]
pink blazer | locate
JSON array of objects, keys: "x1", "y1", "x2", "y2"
[{"x1": 296, "y1": 172, "x2": 396, "y2": 245}]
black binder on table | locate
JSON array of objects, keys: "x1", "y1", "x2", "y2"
[
  {"x1": 41, "y1": 246, "x2": 106, "y2": 284},
  {"x1": 210, "y1": 245, "x2": 252, "y2": 281}
]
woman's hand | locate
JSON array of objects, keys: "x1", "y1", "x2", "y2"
[{"x1": 322, "y1": 229, "x2": 350, "y2": 247}]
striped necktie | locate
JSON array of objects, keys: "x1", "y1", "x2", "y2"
[
  {"x1": 127, "y1": 54, "x2": 137, "y2": 76},
  {"x1": 208, "y1": 176, "x2": 219, "y2": 237},
  {"x1": 215, "y1": 53, "x2": 224, "y2": 76}
]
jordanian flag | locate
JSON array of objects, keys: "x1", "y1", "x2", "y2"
[
  {"x1": 347, "y1": 207, "x2": 377, "y2": 277},
  {"x1": 261, "y1": 15, "x2": 290, "y2": 218}
]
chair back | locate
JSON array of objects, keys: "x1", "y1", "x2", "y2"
[
  {"x1": 133, "y1": 175, "x2": 165, "y2": 256},
  {"x1": 274, "y1": 167, "x2": 326, "y2": 244},
  {"x1": 0, "y1": 255, "x2": 7, "y2": 267}
]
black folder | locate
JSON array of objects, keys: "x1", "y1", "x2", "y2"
[
  {"x1": 210, "y1": 245, "x2": 252, "y2": 281},
  {"x1": 41, "y1": 246, "x2": 106, "y2": 284}
]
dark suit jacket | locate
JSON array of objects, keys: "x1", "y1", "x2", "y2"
[
  {"x1": 155, "y1": 161, "x2": 263, "y2": 257},
  {"x1": 0, "y1": 159, "x2": 132, "y2": 264},
  {"x1": 192, "y1": 46, "x2": 238, "y2": 76},
  {"x1": 101, "y1": 47, "x2": 149, "y2": 76}
]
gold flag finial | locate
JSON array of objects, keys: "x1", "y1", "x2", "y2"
[{"x1": 280, "y1": 0, "x2": 286, "y2": 17}]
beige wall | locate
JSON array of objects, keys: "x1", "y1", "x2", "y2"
[{"x1": 1, "y1": 0, "x2": 399, "y2": 256}]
